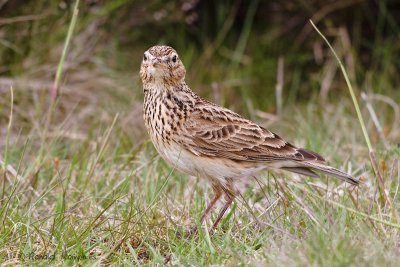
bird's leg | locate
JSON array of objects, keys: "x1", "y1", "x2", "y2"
[
  {"x1": 211, "y1": 183, "x2": 235, "y2": 230},
  {"x1": 199, "y1": 183, "x2": 223, "y2": 223},
  {"x1": 200, "y1": 191, "x2": 222, "y2": 223},
  {"x1": 211, "y1": 195, "x2": 234, "y2": 230},
  {"x1": 186, "y1": 183, "x2": 222, "y2": 237}
]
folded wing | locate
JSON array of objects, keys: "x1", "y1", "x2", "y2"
[{"x1": 180, "y1": 103, "x2": 358, "y2": 185}]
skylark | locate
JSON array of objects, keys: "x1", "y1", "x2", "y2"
[{"x1": 140, "y1": 45, "x2": 358, "y2": 230}]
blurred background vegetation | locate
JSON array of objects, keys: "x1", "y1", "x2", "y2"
[{"x1": 0, "y1": 0, "x2": 399, "y2": 159}]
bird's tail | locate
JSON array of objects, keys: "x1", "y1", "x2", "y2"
[{"x1": 282, "y1": 161, "x2": 358, "y2": 185}]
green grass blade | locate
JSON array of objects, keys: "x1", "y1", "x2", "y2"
[
  {"x1": 52, "y1": 0, "x2": 80, "y2": 100},
  {"x1": 310, "y1": 19, "x2": 373, "y2": 153}
]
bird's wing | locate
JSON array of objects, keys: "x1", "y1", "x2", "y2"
[
  {"x1": 179, "y1": 102, "x2": 358, "y2": 185},
  {"x1": 180, "y1": 104, "x2": 325, "y2": 163}
]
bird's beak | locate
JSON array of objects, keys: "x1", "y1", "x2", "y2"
[{"x1": 152, "y1": 62, "x2": 168, "y2": 69}]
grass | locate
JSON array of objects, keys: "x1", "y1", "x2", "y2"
[
  {"x1": 2, "y1": 99, "x2": 400, "y2": 266},
  {"x1": 1, "y1": 1, "x2": 400, "y2": 266}
]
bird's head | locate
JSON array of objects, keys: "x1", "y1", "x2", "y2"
[{"x1": 140, "y1": 45, "x2": 186, "y2": 85}]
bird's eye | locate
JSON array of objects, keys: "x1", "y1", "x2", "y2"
[
  {"x1": 171, "y1": 55, "x2": 177, "y2": 63},
  {"x1": 143, "y1": 54, "x2": 148, "y2": 61}
]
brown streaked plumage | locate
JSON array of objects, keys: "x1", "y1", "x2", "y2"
[{"x1": 140, "y1": 45, "x2": 358, "y2": 230}]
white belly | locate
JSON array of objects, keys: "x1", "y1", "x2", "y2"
[{"x1": 154, "y1": 140, "x2": 265, "y2": 182}]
